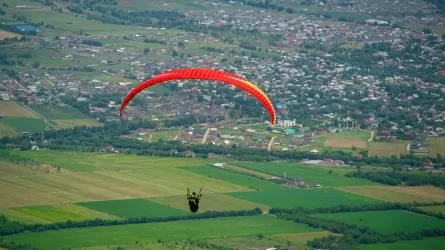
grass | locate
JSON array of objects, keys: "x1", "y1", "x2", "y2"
[
  {"x1": 1, "y1": 117, "x2": 47, "y2": 133},
  {"x1": 0, "y1": 208, "x2": 51, "y2": 224},
  {"x1": 360, "y1": 236, "x2": 445, "y2": 250},
  {"x1": 0, "y1": 121, "x2": 18, "y2": 137},
  {"x1": 182, "y1": 166, "x2": 290, "y2": 191},
  {"x1": 78, "y1": 199, "x2": 187, "y2": 219},
  {"x1": 315, "y1": 130, "x2": 371, "y2": 146},
  {"x1": 0, "y1": 161, "x2": 39, "y2": 177},
  {"x1": 54, "y1": 119, "x2": 102, "y2": 129},
  {"x1": 429, "y1": 137, "x2": 445, "y2": 157},
  {"x1": 207, "y1": 235, "x2": 289, "y2": 249},
  {"x1": 234, "y1": 162, "x2": 378, "y2": 187},
  {"x1": 275, "y1": 231, "x2": 335, "y2": 247},
  {"x1": 29, "y1": 105, "x2": 89, "y2": 120},
  {"x1": 11, "y1": 205, "x2": 93, "y2": 223},
  {"x1": 419, "y1": 205, "x2": 445, "y2": 214},
  {"x1": 368, "y1": 142, "x2": 407, "y2": 158},
  {"x1": 312, "y1": 210, "x2": 445, "y2": 234},
  {"x1": 149, "y1": 193, "x2": 270, "y2": 213},
  {"x1": 411, "y1": 26, "x2": 445, "y2": 35},
  {"x1": 5, "y1": 215, "x2": 318, "y2": 250},
  {"x1": 229, "y1": 189, "x2": 383, "y2": 209},
  {"x1": 337, "y1": 186, "x2": 445, "y2": 203},
  {"x1": 0, "y1": 101, "x2": 39, "y2": 118}
]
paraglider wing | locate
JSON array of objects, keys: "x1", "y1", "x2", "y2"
[{"x1": 119, "y1": 68, "x2": 276, "y2": 124}]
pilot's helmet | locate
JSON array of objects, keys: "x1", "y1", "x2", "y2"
[{"x1": 192, "y1": 192, "x2": 196, "y2": 195}]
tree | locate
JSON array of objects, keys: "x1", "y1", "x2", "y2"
[
  {"x1": 257, "y1": 234, "x2": 264, "y2": 240},
  {"x1": 422, "y1": 27, "x2": 432, "y2": 34},
  {"x1": 32, "y1": 62, "x2": 40, "y2": 68},
  {"x1": 144, "y1": 48, "x2": 150, "y2": 54}
]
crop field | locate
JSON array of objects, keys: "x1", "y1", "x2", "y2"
[
  {"x1": 0, "y1": 161, "x2": 40, "y2": 177},
  {"x1": 12, "y1": 205, "x2": 95, "y2": 223},
  {"x1": 368, "y1": 142, "x2": 407, "y2": 158},
  {"x1": 429, "y1": 137, "x2": 445, "y2": 157},
  {"x1": 360, "y1": 236, "x2": 445, "y2": 250},
  {"x1": 224, "y1": 164, "x2": 274, "y2": 179},
  {"x1": 182, "y1": 166, "x2": 289, "y2": 191},
  {"x1": 312, "y1": 210, "x2": 445, "y2": 234},
  {"x1": 419, "y1": 205, "x2": 445, "y2": 214},
  {"x1": 315, "y1": 130, "x2": 371, "y2": 146},
  {"x1": 275, "y1": 231, "x2": 335, "y2": 247},
  {"x1": 324, "y1": 139, "x2": 367, "y2": 149},
  {"x1": 78, "y1": 199, "x2": 187, "y2": 219},
  {"x1": 207, "y1": 235, "x2": 288, "y2": 249},
  {"x1": 234, "y1": 162, "x2": 378, "y2": 187},
  {"x1": 229, "y1": 189, "x2": 382, "y2": 209},
  {"x1": 5, "y1": 215, "x2": 318, "y2": 250},
  {"x1": 53, "y1": 119, "x2": 102, "y2": 129},
  {"x1": 0, "y1": 121, "x2": 18, "y2": 137},
  {"x1": 149, "y1": 193, "x2": 270, "y2": 213},
  {"x1": 337, "y1": 186, "x2": 445, "y2": 203},
  {"x1": 0, "y1": 101, "x2": 39, "y2": 118},
  {"x1": 1, "y1": 117, "x2": 47, "y2": 133},
  {"x1": 0, "y1": 30, "x2": 21, "y2": 40},
  {"x1": 30, "y1": 105, "x2": 89, "y2": 120}
]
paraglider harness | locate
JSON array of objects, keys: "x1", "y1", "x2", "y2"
[{"x1": 187, "y1": 188, "x2": 202, "y2": 213}]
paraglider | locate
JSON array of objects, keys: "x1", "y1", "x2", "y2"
[
  {"x1": 187, "y1": 188, "x2": 202, "y2": 213},
  {"x1": 119, "y1": 68, "x2": 276, "y2": 124}
]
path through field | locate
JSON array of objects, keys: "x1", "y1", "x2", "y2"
[
  {"x1": 202, "y1": 128, "x2": 210, "y2": 144},
  {"x1": 268, "y1": 136, "x2": 276, "y2": 152}
]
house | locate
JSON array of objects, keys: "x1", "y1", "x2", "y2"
[
  {"x1": 183, "y1": 150, "x2": 196, "y2": 157},
  {"x1": 424, "y1": 159, "x2": 433, "y2": 166},
  {"x1": 322, "y1": 158, "x2": 334, "y2": 164},
  {"x1": 356, "y1": 153, "x2": 363, "y2": 159},
  {"x1": 292, "y1": 178, "x2": 305, "y2": 186}
]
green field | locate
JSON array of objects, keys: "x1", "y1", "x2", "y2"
[
  {"x1": 234, "y1": 162, "x2": 378, "y2": 187},
  {"x1": 229, "y1": 189, "x2": 382, "y2": 209},
  {"x1": 313, "y1": 210, "x2": 445, "y2": 234},
  {"x1": 275, "y1": 231, "x2": 335, "y2": 247},
  {"x1": 1, "y1": 117, "x2": 48, "y2": 133},
  {"x1": 0, "y1": 121, "x2": 18, "y2": 137},
  {"x1": 182, "y1": 166, "x2": 290, "y2": 191},
  {"x1": 54, "y1": 119, "x2": 102, "y2": 129},
  {"x1": 360, "y1": 236, "x2": 445, "y2": 250},
  {"x1": 368, "y1": 142, "x2": 407, "y2": 158},
  {"x1": 30, "y1": 105, "x2": 89, "y2": 120},
  {"x1": 78, "y1": 199, "x2": 187, "y2": 219},
  {"x1": 0, "y1": 101, "x2": 39, "y2": 118},
  {"x1": 419, "y1": 205, "x2": 445, "y2": 214},
  {"x1": 207, "y1": 235, "x2": 288, "y2": 250},
  {"x1": 5, "y1": 215, "x2": 319, "y2": 249},
  {"x1": 429, "y1": 137, "x2": 445, "y2": 157}
]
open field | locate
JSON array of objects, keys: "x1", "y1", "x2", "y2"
[
  {"x1": 324, "y1": 139, "x2": 367, "y2": 149},
  {"x1": 234, "y1": 162, "x2": 378, "y2": 187},
  {"x1": 29, "y1": 105, "x2": 89, "y2": 120},
  {"x1": 207, "y1": 235, "x2": 288, "y2": 250},
  {"x1": 182, "y1": 166, "x2": 289, "y2": 191},
  {"x1": 419, "y1": 205, "x2": 445, "y2": 214},
  {"x1": 0, "y1": 161, "x2": 40, "y2": 177},
  {"x1": 313, "y1": 210, "x2": 445, "y2": 234},
  {"x1": 368, "y1": 142, "x2": 407, "y2": 158},
  {"x1": 78, "y1": 199, "x2": 187, "y2": 219},
  {"x1": 360, "y1": 236, "x2": 445, "y2": 250},
  {"x1": 0, "y1": 208, "x2": 51, "y2": 224},
  {"x1": 224, "y1": 164, "x2": 275, "y2": 179},
  {"x1": 275, "y1": 231, "x2": 335, "y2": 247},
  {"x1": 315, "y1": 130, "x2": 371, "y2": 146},
  {"x1": 0, "y1": 121, "x2": 18, "y2": 137},
  {"x1": 149, "y1": 193, "x2": 270, "y2": 213},
  {"x1": 229, "y1": 189, "x2": 383, "y2": 209},
  {"x1": 429, "y1": 137, "x2": 445, "y2": 157},
  {"x1": 54, "y1": 119, "x2": 102, "y2": 129},
  {"x1": 0, "y1": 101, "x2": 39, "y2": 118},
  {"x1": 337, "y1": 186, "x2": 445, "y2": 203},
  {"x1": 1, "y1": 117, "x2": 47, "y2": 133},
  {"x1": 0, "y1": 30, "x2": 21, "y2": 40},
  {"x1": 5, "y1": 215, "x2": 318, "y2": 249}
]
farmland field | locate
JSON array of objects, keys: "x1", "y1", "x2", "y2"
[
  {"x1": 315, "y1": 130, "x2": 371, "y2": 146},
  {"x1": 0, "y1": 161, "x2": 39, "y2": 177},
  {"x1": 360, "y1": 236, "x2": 445, "y2": 250},
  {"x1": 429, "y1": 137, "x2": 445, "y2": 157},
  {"x1": 0, "y1": 122, "x2": 17, "y2": 137},
  {"x1": 78, "y1": 199, "x2": 187, "y2": 219},
  {"x1": 275, "y1": 231, "x2": 335, "y2": 247},
  {"x1": 368, "y1": 142, "x2": 407, "y2": 158},
  {"x1": 30, "y1": 105, "x2": 89, "y2": 120},
  {"x1": 312, "y1": 210, "x2": 445, "y2": 234},
  {"x1": 229, "y1": 189, "x2": 383, "y2": 209},
  {"x1": 0, "y1": 101, "x2": 39, "y2": 118},
  {"x1": 1, "y1": 117, "x2": 47, "y2": 133},
  {"x1": 419, "y1": 205, "x2": 445, "y2": 214},
  {"x1": 5, "y1": 215, "x2": 318, "y2": 250},
  {"x1": 207, "y1": 235, "x2": 288, "y2": 249},
  {"x1": 182, "y1": 166, "x2": 289, "y2": 191},
  {"x1": 53, "y1": 119, "x2": 102, "y2": 129},
  {"x1": 233, "y1": 162, "x2": 378, "y2": 187},
  {"x1": 337, "y1": 186, "x2": 445, "y2": 202},
  {"x1": 149, "y1": 193, "x2": 270, "y2": 213},
  {"x1": 324, "y1": 139, "x2": 367, "y2": 149}
]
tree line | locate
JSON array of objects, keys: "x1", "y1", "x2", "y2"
[
  {"x1": 0, "y1": 208, "x2": 262, "y2": 236},
  {"x1": 345, "y1": 171, "x2": 445, "y2": 189}
]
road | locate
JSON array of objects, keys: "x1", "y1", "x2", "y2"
[
  {"x1": 202, "y1": 128, "x2": 210, "y2": 144},
  {"x1": 268, "y1": 136, "x2": 276, "y2": 152}
]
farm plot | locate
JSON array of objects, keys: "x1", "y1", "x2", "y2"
[
  {"x1": 234, "y1": 162, "x2": 378, "y2": 187},
  {"x1": 0, "y1": 30, "x2": 21, "y2": 40},
  {"x1": 149, "y1": 193, "x2": 270, "y2": 213},
  {"x1": 78, "y1": 199, "x2": 187, "y2": 219},
  {"x1": 5, "y1": 215, "x2": 318, "y2": 250},
  {"x1": 360, "y1": 236, "x2": 445, "y2": 250},
  {"x1": 0, "y1": 161, "x2": 39, "y2": 177},
  {"x1": 324, "y1": 139, "x2": 367, "y2": 149},
  {"x1": 368, "y1": 142, "x2": 407, "y2": 158},
  {"x1": 0, "y1": 122, "x2": 18, "y2": 137},
  {"x1": 0, "y1": 208, "x2": 51, "y2": 224},
  {"x1": 30, "y1": 105, "x2": 89, "y2": 120},
  {"x1": 182, "y1": 166, "x2": 289, "y2": 191},
  {"x1": 429, "y1": 137, "x2": 445, "y2": 157},
  {"x1": 312, "y1": 210, "x2": 445, "y2": 234},
  {"x1": 53, "y1": 119, "x2": 102, "y2": 129},
  {"x1": 229, "y1": 189, "x2": 382, "y2": 209},
  {"x1": 337, "y1": 186, "x2": 445, "y2": 203},
  {"x1": 12, "y1": 205, "x2": 93, "y2": 223},
  {"x1": 0, "y1": 101, "x2": 38, "y2": 118},
  {"x1": 419, "y1": 205, "x2": 445, "y2": 214},
  {"x1": 315, "y1": 130, "x2": 371, "y2": 146},
  {"x1": 1, "y1": 117, "x2": 47, "y2": 133},
  {"x1": 207, "y1": 235, "x2": 288, "y2": 250},
  {"x1": 275, "y1": 231, "x2": 335, "y2": 247}
]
